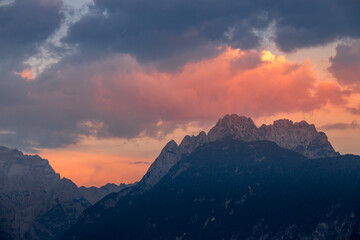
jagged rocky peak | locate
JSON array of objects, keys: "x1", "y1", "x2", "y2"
[
  {"x1": 140, "y1": 140, "x2": 179, "y2": 188},
  {"x1": 178, "y1": 131, "x2": 208, "y2": 155},
  {"x1": 141, "y1": 114, "x2": 339, "y2": 189},
  {"x1": 141, "y1": 131, "x2": 210, "y2": 188},
  {"x1": 206, "y1": 114, "x2": 338, "y2": 158},
  {"x1": 272, "y1": 119, "x2": 294, "y2": 128},
  {"x1": 259, "y1": 118, "x2": 338, "y2": 159},
  {"x1": 208, "y1": 114, "x2": 259, "y2": 141},
  {"x1": 164, "y1": 139, "x2": 179, "y2": 150},
  {"x1": 0, "y1": 147, "x2": 60, "y2": 191},
  {"x1": 271, "y1": 119, "x2": 316, "y2": 130},
  {"x1": 0, "y1": 145, "x2": 91, "y2": 240}
]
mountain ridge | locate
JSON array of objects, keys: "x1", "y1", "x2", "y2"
[
  {"x1": 0, "y1": 114, "x2": 343, "y2": 239},
  {"x1": 61, "y1": 138, "x2": 360, "y2": 240},
  {"x1": 60, "y1": 114, "x2": 343, "y2": 236},
  {"x1": 140, "y1": 114, "x2": 339, "y2": 188},
  {"x1": 0, "y1": 145, "x2": 130, "y2": 240}
]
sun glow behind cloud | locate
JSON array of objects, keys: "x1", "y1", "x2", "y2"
[
  {"x1": 85, "y1": 47, "x2": 344, "y2": 120},
  {"x1": 32, "y1": 47, "x2": 358, "y2": 187}
]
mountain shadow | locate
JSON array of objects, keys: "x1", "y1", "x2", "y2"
[{"x1": 62, "y1": 138, "x2": 360, "y2": 240}]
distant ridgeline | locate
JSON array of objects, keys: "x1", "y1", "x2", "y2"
[
  {"x1": 59, "y1": 114, "x2": 360, "y2": 240},
  {"x1": 0, "y1": 146, "x2": 131, "y2": 240}
]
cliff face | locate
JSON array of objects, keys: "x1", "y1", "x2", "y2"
[
  {"x1": 0, "y1": 146, "x2": 90, "y2": 240},
  {"x1": 0, "y1": 146, "x2": 129, "y2": 240},
  {"x1": 208, "y1": 115, "x2": 338, "y2": 159}
]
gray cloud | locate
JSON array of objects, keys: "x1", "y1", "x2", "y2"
[
  {"x1": 65, "y1": 0, "x2": 360, "y2": 69},
  {"x1": 272, "y1": 0, "x2": 360, "y2": 52},
  {"x1": 130, "y1": 161, "x2": 151, "y2": 165},
  {"x1": 329, "y1": 40, "x2": 360, "y2": 86},
  {"x1": 319, "y1": 121, "x2": 360, "y2": 131},
  {"x1": 0, "y1": 0, "x2": 63, "y2": 61},
  {"x1": 347, "y1": 106, "x2": 360, "y2": 115},
  {"x1": 0, "y1": 0, "x2": 359, "y2": 152}
]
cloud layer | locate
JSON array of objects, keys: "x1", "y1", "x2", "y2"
[
  {"x1": 320, "y1": 121, "x2": 360, "y2": 131},
  {"x1": 329, "y1": 40, "x2": 360, "y2": 86},
  {"x1": 65, "y1": 0, "x2": 360, "y2": 69},
  {"x1": 0, "y1": 0, "x2": 359, "y2": 152},
  {"x1": 0, "y1": 48, "x2": 348, "y2": 151}
]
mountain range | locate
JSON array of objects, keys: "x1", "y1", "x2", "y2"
[
  {"x1": 0, "y1": 146, "x2": 130, "y2": 240},
  {"x1": 2, "y1": 114, "x2": 358, "y2": 240},
  {"x1": 62, "y1": 138, "x2": 360, "y2": 239}
]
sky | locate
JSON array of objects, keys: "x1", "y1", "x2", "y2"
[{"x1": 1, "y1": 0, "x2": 360, "y2": 187}]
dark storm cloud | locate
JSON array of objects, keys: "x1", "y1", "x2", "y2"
[
  {"x1": 65, "y1": 0, "x2": 360, "y2": 68},
  {"x1": 328, "y1": 40, "x2": 360, "y2": 86},
  {"x1": 272, "y1": 0, "x2": 360, "y2": 52},
  {"x1": 0, "y1": 0, "x2": 63, "y2": 116},
  {"x1": 0, "y1": 0, "x2": 63, "y2": 151},
  {"x1": 0, "y1": 0, "x2": 63, "y2": 60},
  {"x1": 0, "y1": 0, "x2": 359, "y2": 152},
  {"x1": 65, "y1": 0, "x2": 266, "y2": 69}
]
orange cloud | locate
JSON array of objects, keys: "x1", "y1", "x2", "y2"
[
  {"x1": 90, "y1": 48, "x2": 346, "y2": 124},
  {"x1": 32, "y1": 49, "x2": 352, "y2": 186},
  {"x1": 14, "y1": 69, "x2": 35, "y2": 81}
]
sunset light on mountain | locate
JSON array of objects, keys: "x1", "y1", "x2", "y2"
[{"x1": 1, "y1": 0, "x2": 360, "y2": 239}]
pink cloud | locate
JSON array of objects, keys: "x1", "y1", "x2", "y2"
[
  {"x1": 14, "y1": 69, "x2": 35, "y2": 81},
  {"x1": 17, "y1": 48, "x2": 349, "y2": 147},
  {"x1": 89, "y1": 48, "x2": 347, "y2": 124}
]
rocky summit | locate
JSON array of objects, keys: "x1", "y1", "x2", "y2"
[{"x1": 141, "y1": 114, "x2": 338, "y2": 188}]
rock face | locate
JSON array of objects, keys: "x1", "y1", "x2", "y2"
[
  {"x1": 209, "y1": 115, "x2": 338, "y2": 159},
  {"x1": 258, "y1": 119, "x2": 337, "y2": 159},
  {"x1": 140, "y1": 114, "x2": 339, "y2": 188},
  {"x1": 0, "y1": 146, "x2": 89, "y2": 240},
  {"x1": 0, "y1": 146, "x2": 129, "y2": 240},
  {"x1": 61, "y1": 139, "x2": 360, "y2": 240}
]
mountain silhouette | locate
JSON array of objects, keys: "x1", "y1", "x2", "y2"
[{"x1": 62, "y1": 137, "x2": 360, "y2": 239}]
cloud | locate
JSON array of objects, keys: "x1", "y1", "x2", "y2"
[
  {"x1": 0, "y1": 48, "x2": 348, "y2": 151},
  {"x1": 347, "y1": 106, "x2": 360, "y2": 115},
  {"x1": 14, "y1": 69, "x2": 35, "y2": 81},
  {"x1": 0, "y1": 0, "x2": 63, "y2": 60},
  {"x1": 272, "y1": 0, "x2": 360, "y2": 52},
  {"x1": 319, "y1": 121, "x2": 360, "y2": 131},
  {"x1": 328, "y1": 40, "x2": 360, "y2": 86},
  {"x1": 63, "y1": 0, "x2": 360, "y2": 70},
  {"x1": 0, "y1": 0, "x2": 64, "y2": 117},
  {"x1": 130, "y1": 161, "x2": 151, "y2": 165}
]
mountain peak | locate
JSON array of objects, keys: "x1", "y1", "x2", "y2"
[
  {"x1": 140, "y1": 114, "x2": 339, "y2": 188},
  {"x1": 208, "y1": 114, "x2": 259, "y2": 141},
  {"x1": 215, "y1": 114, "x2": 256, "y2": 129},
  {"x1": 273, "y1": 119, "x2": 294, "y2": 128}
]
